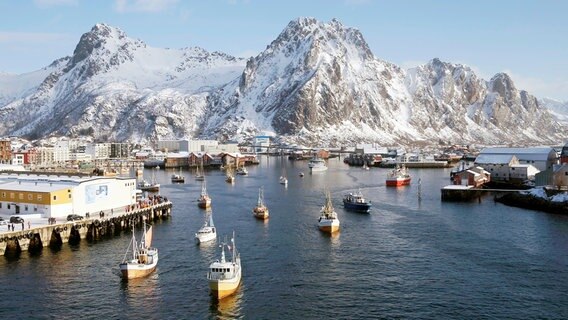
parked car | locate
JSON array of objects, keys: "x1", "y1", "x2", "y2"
[
  {"x1": 67, "y1": 214, "x2": 84, "y2": 221},
  {"x1": 0, "y1": 217, "x2": 7, "y2": 225},
  {"x1": 10, "y1": 216, "x2": 24, "y2": 223}
]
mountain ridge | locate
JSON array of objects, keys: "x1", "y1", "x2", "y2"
[{"x1": 0, "y1": 18, "x2": 564, "y2": 146}]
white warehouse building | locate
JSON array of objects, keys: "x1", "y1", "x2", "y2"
[{"x1": 0, "y1": 175, "x2": 137, "y2": 219}]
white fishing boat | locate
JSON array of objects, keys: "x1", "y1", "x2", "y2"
[
  {"x1": 138, "y1": 168, "x2": 160, "y2": 191},
  {"x1": 308, "y1": 157, "x2": 328, "y2": 172},
  {"x1": 207, "y1": 232, "x2": 242, "y2": 300},
  {"x1": 236, "y1": 162, "x2": 248, "y2": 175},
  {"x1": 195, "y1": 212, "x2": 217, "y2": 244},
  {"x1": 119, "y1": 220, "x2": 158, "y2": 279},
  {"x1": 171, "y1": 168, "x2": 185, "y2": 183},
  {"x1": 252, "y1": 187, "x2": 269, "y2": 220},
  {"x1": 198, "y1": 180, "x2": 212, "y2": 209},
  {"x1": 318, "y1": 191, "x2": 340, "y2": 233}
]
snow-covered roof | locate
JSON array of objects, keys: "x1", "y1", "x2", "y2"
[
  {"x1": 475, "y1": 154, "x2": 516, "y2": 164},
  {"x1": 479, "y1": 147, "x2": 556, "y2": 161}
]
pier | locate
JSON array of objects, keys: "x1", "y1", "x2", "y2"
[
  {"x1": 441, "y1": 185, "x2": 525, "y2": 201},
  {"x1": 0, "y1": 200, "x2": 172, "y2": 256}
]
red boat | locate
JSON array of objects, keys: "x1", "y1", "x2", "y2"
[{"x1": 386, "y1": 165, "x2": 411, "y2": 187}]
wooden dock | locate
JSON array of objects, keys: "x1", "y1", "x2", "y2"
[
  {"x1": 0, "y1": 201, "x2": 172, "y2": 256},
  {"x1": 441, "y1": 185, "x2": 524, "y2": 201}
]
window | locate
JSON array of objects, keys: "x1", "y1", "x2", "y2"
[
  {"x1": 0, "y1": 203, "x2": 2, "y2": 208},
  {"x1": 53, "y1": 195, "x2": 57, "y2": 200},
  {"x1": 37, "y1": 195, "x2": 42, "y2": 201},
  {"x1": 69, "y1": 194, "x2": 72, "y2": 199},
  {"x1": 25, "y1": 205, "x2": 28, "y2": 211},
  {"x1": 28, "y1": 194, "x2": 33, "y2": 200},
  {"x1": 1, "y1": 192, "x2": 5, "y2": 198},
  {"x1": 10, "y1": 193, "x2": 14, "y2": 199},
  {"x1": 34, "y1": 206, "x2": 37, "y2": 212},
  {"x1": 7, "y1": 204, "x2": 10, "y2": 209}
]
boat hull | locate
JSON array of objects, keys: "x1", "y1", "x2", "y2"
[
  {"x1": 119, "y1": 253, "x2": 158, "y2": 279},
  {"x1": 209, "y1": 277, "x2": 241, "y2": 299},
  {"x1": 198, "y1": 199, "x2": 211, "y2": 208},
  {"x1": 386, "y1": 178, "x2": 411, "y2": 187},
  {"x1": 252, "y1": 208, "x2": 269, "y2": 220},
  {"x1": 318, "y1": 219, "x2": 340, "y2": 233},
  {"x1": 195, "y1": 233, "x2": 216, "y2": 244},
  {"x1": 343, "y1": 200, "x2": 372, "y2": 212}
]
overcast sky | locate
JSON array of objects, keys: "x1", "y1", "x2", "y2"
[{"x1": 1, "y1": 0, "x2": 566, "y2": 100}]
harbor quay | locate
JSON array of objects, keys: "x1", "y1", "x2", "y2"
[{"x1": 0, "y1": 197, "x2": 172, "y2": 256}]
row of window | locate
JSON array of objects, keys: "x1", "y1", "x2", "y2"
[
  {"x1": 0, "y1": 203, "x2": 38, "y2": 212},
  {"x1": 211, "y1": 268, "x2": 231, "y2": 273},
  {"x1": 0, "y1": 192, "x2": 71, "y2": 201}
]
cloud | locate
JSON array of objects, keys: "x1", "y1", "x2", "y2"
[
  {"x1": 0, "y1": 31, "x2": 69, "y2": 43},
  {"x1": 114, "y1": 0, "x2": 179, "y2": 13},
  {"x1": 34, "y1": 0, "x2": 78, "y2": 7}
]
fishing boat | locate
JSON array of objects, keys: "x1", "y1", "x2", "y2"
[
  {"x1": 138, "y1": 180, "x2": 160, "y2": 192},
  {"x1": 195, "y1": 158, "x2": 205, "y2": 181},
  {"x1": 386, "y1": 165, "x2": 411, "y2": 187},
  {"x1": 226, "y1": 166, "x2": 235, "y2": 183},
  {"x1": 171, "y1": 168, "x2": 185, "y2": 183},
  {"x1": 318, "y1": 191, "x2": 340, "y2": 233},
  {"x1": 207, "y1": 232, "x2": 242, "y2": 300},
  {"x1": 279, "y1": 175, "x2": 288, "y2": 185},
  {"x1": 138, "y1": 168, "x2": 160, "y2": 191},
  {"x1": 195, "y1": 211, "x2": 216, "y2": 244},
  {"x1": 308, "y1": 157, "x2": 328, "y2": 172},
  {"x1": 198, "y1": 180, "x2": 212, "y2": 209},
  {"x1": 236, "y1": 162, "x2": 248, "y2": 175},
  {"x1": 119, "y1": 220, "x2": 158, "y2": 279},
  {"x1": 343, "y1": 189, "x2": 372, "y2": 213},
  {"x1": 252, "y1": 187, "x2": 269, "y2": 220}
]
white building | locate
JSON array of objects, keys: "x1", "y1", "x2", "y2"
[
  {"x1": 474, "y1": 154, "x2": 519, "y2": 181},
  {"x1": 158, "y1": 140, "x2": 190, "y2": 152},
  {"x1": 253, "y1": 136, "x2": 271, "y2": 153},
  {"x1": 188, "y1": 140, "x2": 218, "y2": 153},
  {"x1": 477, "y1": 147, "x2": 557, "y2": 171},
  {"x1": 0, "y1": 175, "x2": 137, "y2": 219},
  {"x1": 86, "y1": 143, "x2": 111, "y2": 160},
  {"x1": 509, "y1": 164, "x2": 540, "y2": 181}
]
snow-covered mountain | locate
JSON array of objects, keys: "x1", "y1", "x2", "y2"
[
  {"x1": 0, "y1": 23, "x2": 245, "y2": 142},
  {"x1": 0, "y1": 19, "x2": 564, "y2": 146},
  {"x1": 540, "y1": 98, "x2": 568, "y2": 124}
]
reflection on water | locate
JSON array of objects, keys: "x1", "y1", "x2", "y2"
[
  {"x1": 209, "y1": 284, "x2": 244, "y2": 320},
  {"x1": 1, "y1": 159, "x2": 568, "y2": 319}
]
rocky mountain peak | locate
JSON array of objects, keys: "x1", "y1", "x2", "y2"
[{"x1": 489, "y1": 72, "x2": 517, "y2": 101}]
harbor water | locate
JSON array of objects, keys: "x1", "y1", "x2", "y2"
[{"x1": 1, "y1": 156, "x2": 567, "y2": 319}]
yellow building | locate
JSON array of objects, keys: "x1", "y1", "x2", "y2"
[{"x1": 0, "y1": 175, "x2": 137, "y2": 218}]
